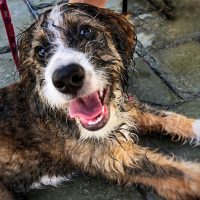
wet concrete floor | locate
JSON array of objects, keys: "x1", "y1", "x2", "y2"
[{"x1": 0, "y1": 0, "x2": 200, "y2": 199}]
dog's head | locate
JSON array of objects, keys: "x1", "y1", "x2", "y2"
[{"x1": 18, "y1": 3, "x2": 136, "y2": 139}]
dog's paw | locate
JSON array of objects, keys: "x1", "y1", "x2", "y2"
[{"x1": 192, "y1": 119, "x2": 200, "y2": 145}]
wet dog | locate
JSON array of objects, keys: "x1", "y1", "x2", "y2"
[{"x1": 0, "y1": 3, "x2": 200, "y2": 200}]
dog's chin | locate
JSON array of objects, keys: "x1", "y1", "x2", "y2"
[{"x1": 69, "y1": 87, "x2": 111, "y2": 132}]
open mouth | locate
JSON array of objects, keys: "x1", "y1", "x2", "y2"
[{"x1": 68, "y1": 88, "x2": 110, "y2": 131}]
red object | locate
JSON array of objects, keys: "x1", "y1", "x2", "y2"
[{"x1": 0, "y1": 0, "x2": 18, "y2": 69}]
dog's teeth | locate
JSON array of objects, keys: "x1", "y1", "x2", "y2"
[
  {"x1": 88, "y1": 121, "x2": 95, "y2": 125},
  {"x1": 87, "y1": 113, "x2": 104, "y2": 125},
  {"x1": 96, "y1": 114, "x2": 103, "y2": 123},
  {"x1": 102, "y1": 106, "x2": 105, "y2": 114},
  {"x1": 99, "y1": 90, "x2": 103, "y2": 98}
]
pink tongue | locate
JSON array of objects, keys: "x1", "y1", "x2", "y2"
[{"x1": 69, "y1": 91, "x2": 102, "y2": 120}]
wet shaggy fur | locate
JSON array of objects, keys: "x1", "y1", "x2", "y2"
[{"x1": 0, "y1": 3, "x2": 200, "y2": 200}]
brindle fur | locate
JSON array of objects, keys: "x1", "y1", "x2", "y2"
[{"x1": 0, "y1": 3, "x2": 200, "y2": 200}]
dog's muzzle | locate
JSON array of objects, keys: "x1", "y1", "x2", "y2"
[
  {"x1": 52, "y1": 63, "x2": 85, "y2": 95},
  {"x1": 51, "y1": 63, "x2": 110, "y2": 131}
]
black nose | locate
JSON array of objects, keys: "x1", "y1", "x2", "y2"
[{"x1": 52, "y1": 63, "x2": 85, "y2": 94}]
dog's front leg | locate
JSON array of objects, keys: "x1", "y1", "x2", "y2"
[
  {"x1": 124, "y1": 102, "x2": 200, "y2": 144},
  {"x1": 67, "y1": 137, "x2": 200, "y2": 200}
]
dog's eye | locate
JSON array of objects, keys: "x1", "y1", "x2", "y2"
[
  {"x1": 35, "y1": 46, "x2": 46, "y2": 60},
  {"x1": 79, "y1": 26, "x2": 93, "y2": 39}
]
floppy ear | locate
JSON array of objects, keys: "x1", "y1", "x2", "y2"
[
  {"x1": 17, "y1": 13, "x2": 46, "y2": 76},
  {"x1": 18, "y1": 22, "x2": 35, "y2": 63},
  {"x1": 17, "y1": 13, "x2": 46, "y2": 63},
  {"x1": 17, "y1": 22, "x2": 36, "y2": 76},
  {"x1": 103, "y1": 10, "x2": 137, "y2": 67}
]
